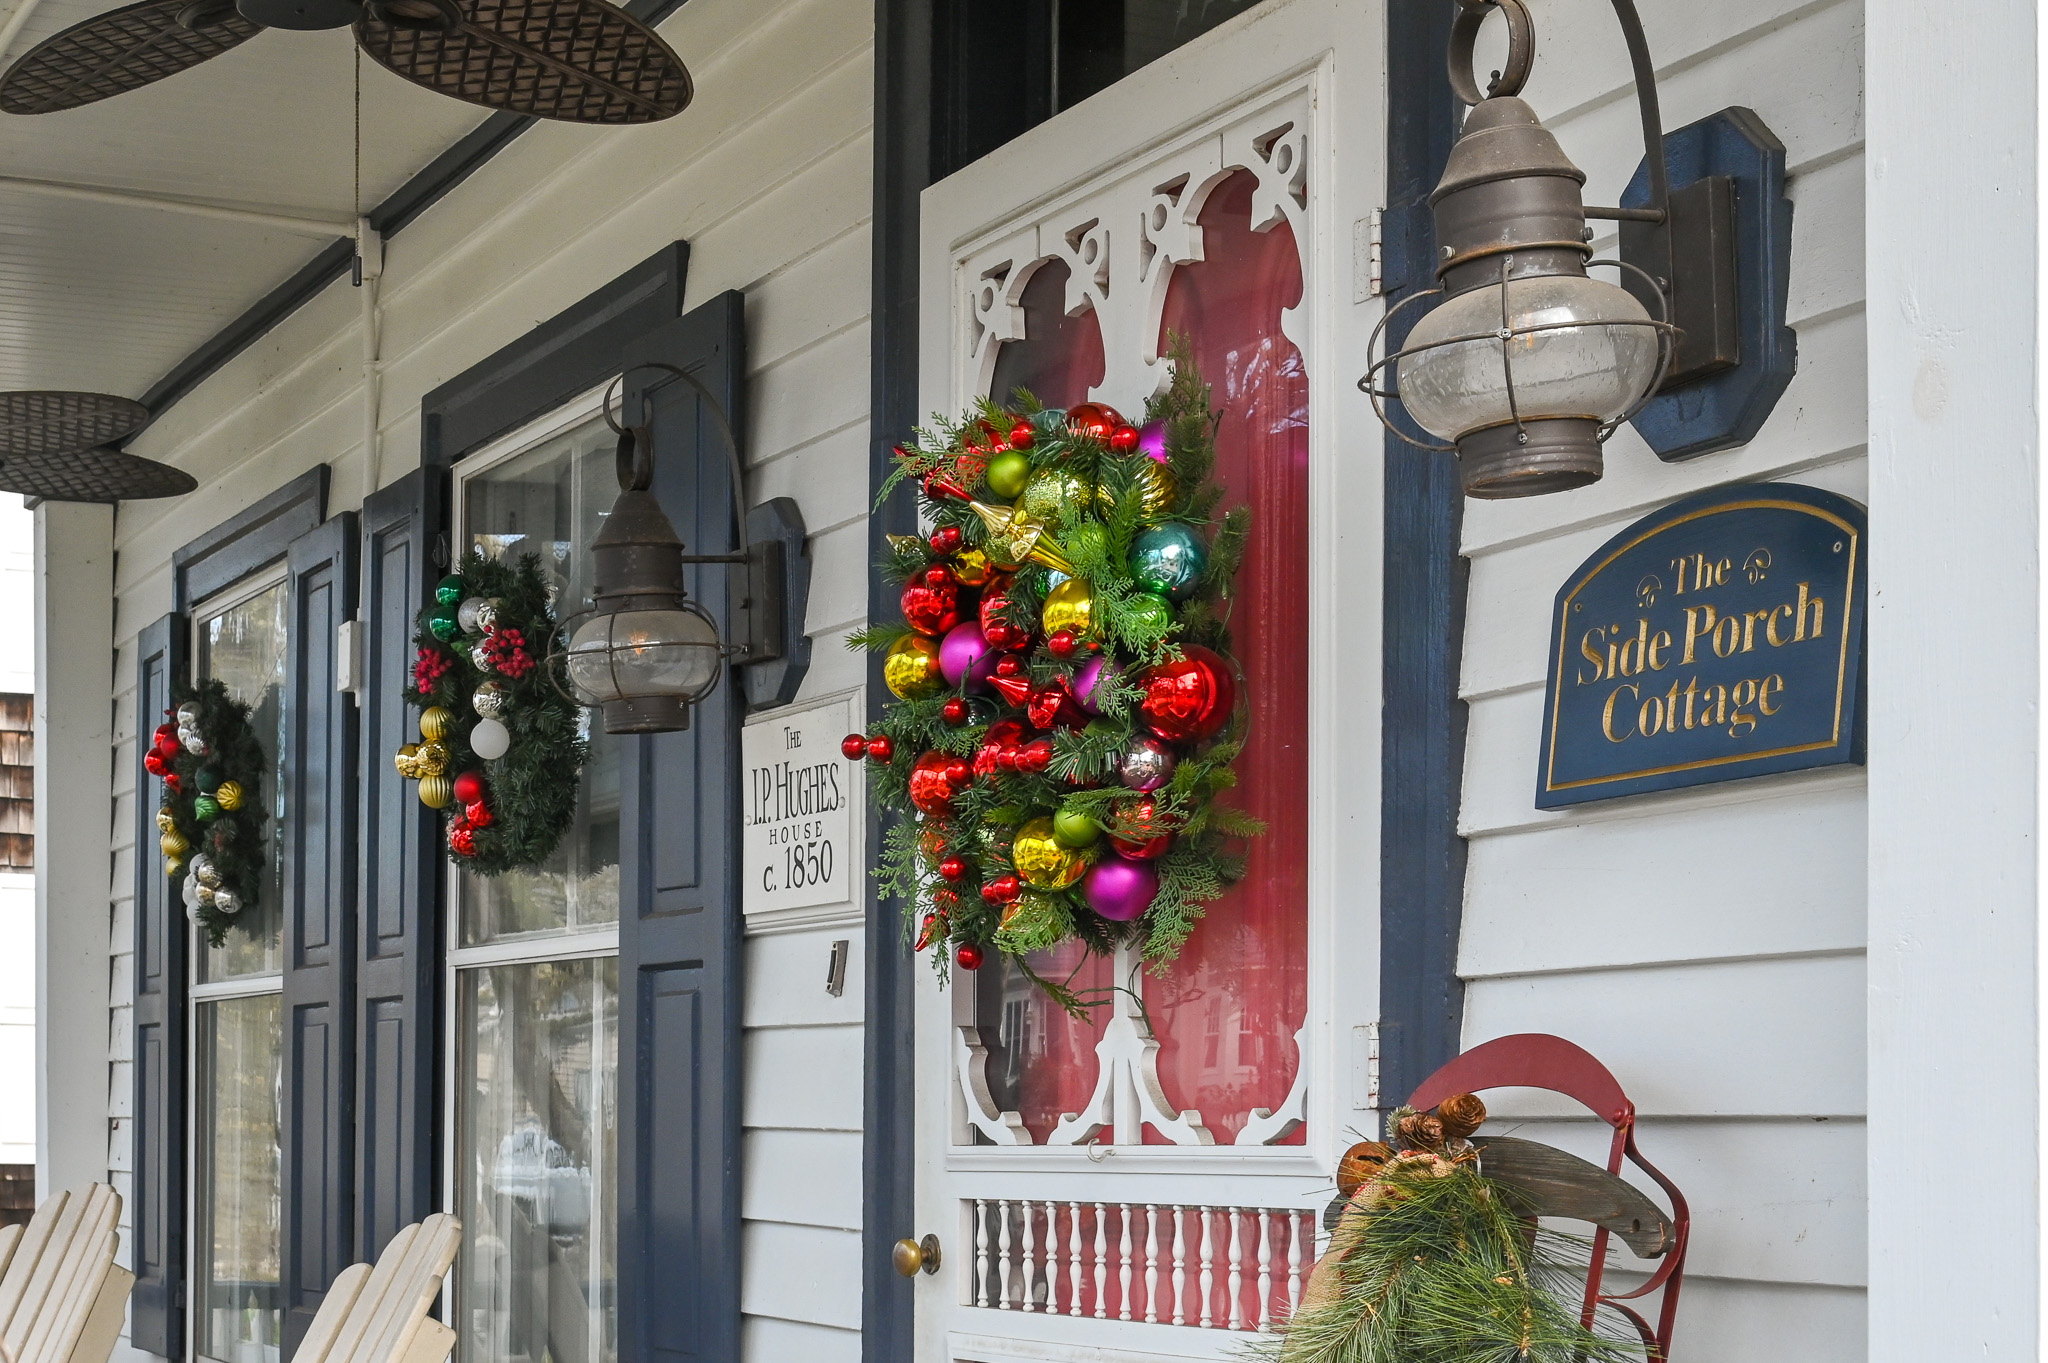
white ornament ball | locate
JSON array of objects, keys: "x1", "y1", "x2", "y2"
[
  {"x1": 194, "y1": 884, "x2": 216, "y2": 908},
  {"x1": 472, "y1": 682, "x2": 507, "y2": 719},
  {"x1": 456, "y1": 596, "x2": 490, "y2": 633},
  {"x1": 469, "y1": 717, "x2": 512, "y2": 761},
  {"x1": 176, "y1": 701, "x2": 200, "y2": 723}
]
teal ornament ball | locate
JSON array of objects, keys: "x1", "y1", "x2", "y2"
[
  {"x1": 1030, "y1": 407, "x2": 1068, "y2": 438},
  {"x1": 435, "y1": 575, "x2": 465, "y2": 608},
  {"x1": 428, "y1": 615, "x2": 462, "y2": 644},
  {"x1": 193, "y1": 795, "x2": 220, "y2": 822},
  {"x1": 195, "y1": 767, "x2": 220, "y2": 792},
  {"x1": 1130, "y1": 524, "x2": 1208, "y2": 603},
  {"x1": 1127, "y1": 592, "x2": 1174, "y2": 634}
]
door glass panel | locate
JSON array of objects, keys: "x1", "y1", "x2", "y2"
[
  {"x1": 974, "y1": 944, "x2": 1109, "y2": 1144},
  {"x1": 459, "y1": 416, "x2": 621, "y2": 943},
  {"x1": 194, "y1": 994, "x2": 283, "y2": 1363},
  {"x1": 195, "y1": 582, "x2": 288, "y2": 982},
  {"x1": 1056, "y1": 0, "x2": 1269, "y2": 111},
  {"x1": 1148, "y1": 168, "x2": 1309, "y2": 1143},
  {"x1": 986, "y1": 260, "x2": 1106, "y2": 410},
  {"x1": 456, "y1": 958, "x2": 618, "y2": 1363}
]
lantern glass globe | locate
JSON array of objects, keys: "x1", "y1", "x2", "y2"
[
  {"x1": 1396, "y1": 272, "x2": 1662, "y2": 442},
  {"x1": 567, "y1": 605, "x2": 722, "y2": 704}
]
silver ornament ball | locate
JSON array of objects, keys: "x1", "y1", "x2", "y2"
[
  {"x1": 456, "y1": 596, "x2": 490, "y2": 633},
  {"x1": 176, "y1": 701, "x2": 200, "y2": 723},
  {"x1": 183, "y1": 734, "x2": 209, "y2": 756},
  {"x1": 470, "y1": 642, "x2": 494, "y2": 671},
  {"x1": 212, "y1": 888, "x2": 241, "y2": 916},
  {"x1": 194, "y1": 884, "x2": 216, "y2": 908},
  {"x1": 474, "y1": 599, "x2": 501, "y2": 632},
  {"x1": 1119, "y1": 735, "x2": 1177, "y2": 793},
  {"x1": 472, "y1": 682, "x2": 508, "y2": 719}
]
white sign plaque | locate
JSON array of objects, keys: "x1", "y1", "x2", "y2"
[{"x1": 741, "y1": 692, "x2": 862, "y2": 922}]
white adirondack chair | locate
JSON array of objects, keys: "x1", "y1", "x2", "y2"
[
  {"x1": 296, "y1": 1215, "x2": 462, "y2": 1363},
  {"x1": 0, "y1": 1184, "x2": 133, "y2": 1363}
]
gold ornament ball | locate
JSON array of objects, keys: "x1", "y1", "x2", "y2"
[
  {"x1": 155, "y1": 808, "x2": 176, "y2": 834},
  {"x1": 1018, "y1": 469, "x2": 1100, "y2": 533},
  {"x1": 883, "y1": 633, "x2": 946, "y2": 700},
  {"x1": 1012, "y1": 816, "x2": 1089, "y2": 890},
  {"x1": 419, "y1": 706, "x2": 455, "y2": 742},
  {"x1": 160, "y1": 830, "x2": 189, "y2": 858},
  {"x1": 214, "y1": 780, "x2": 244, "y2": 811},
  {"x1": 417, "y1": 774, "x2": 454, "y2": 809},
  {"x1": 951, "y1": 546, "x2": 994, "y2": 587},
  {"x1": 165, "y1": 854, "x2": 185, "y2": 878},
  {"x1": 1040, "y1": 578, "x2": 1096, "y2": 640},
  {"x1": 414, "y1": 741, "x2": 450, "y2": 778},
  {"x1": 393, "y1": 743, "x2": 421, "y2": 779},
  {"x1": 1135, "y1": 460, "x2": 1178, "y2": 519}
]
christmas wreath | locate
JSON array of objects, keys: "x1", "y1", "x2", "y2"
[
  {"x1": 850, "y1": 342, "x2": 1263, "y2": 1003},
  {"x1": 397, "y1": 550, "x2": 588, "y2": 873},
  {"x1": 151, "y1": 680, "x2": 268, "y2": 945},
  {"x1": 1271, "y1": 1094, "x2": 1644, "y2": 1363}
]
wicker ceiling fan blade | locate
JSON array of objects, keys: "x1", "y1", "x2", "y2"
[
  {"x1": 356, "y1": 0, "x2": 689, "y2": 125},
  {"x1": 0, "y1": 447, "x2": 196, "y2": 501},
  {"x1": 0, "y1": 0, "x2": 262, "y2": 114},
  {"x1": 0, "y1": 391, "x2": 149, "y2": 457}
]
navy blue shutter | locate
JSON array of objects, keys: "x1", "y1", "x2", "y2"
[
  {"x1": 354, "y1": 471, "x2": 447, "y2": 1262},
  {"x1": 616, "y1": 290, "x2": 746, "y2": 1363},
  {"x1": 132, "y1": 613, "x2": 188, "y2": 1360},
  {"x1": 280, "y1": 514, "x2": 360, "y2": 1357}
]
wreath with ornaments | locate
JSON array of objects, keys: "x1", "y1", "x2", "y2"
[
  {"x1": 151, "y1": 680, "x2": 268, "y2": 945},
  {"x1": 849, "y1": 340, "x2": 1262, "y2": 1006},
  {"x1": 397, "y1": 551, "x2": 588, "y2": 874}
]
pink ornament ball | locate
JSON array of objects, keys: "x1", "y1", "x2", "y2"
[
  {"x1": 1082, "y1": 855, "x2": 1159, "y2": 922},
  {"x1": 1072, "y1": 654, "x2": 1113, "y2": 713},
  {"x1": 939, "y1": 622, "x2": 998, "y2": 693},
  {"x1": 1136, "y1": 419, "x2": 1170, "y2": 464}
]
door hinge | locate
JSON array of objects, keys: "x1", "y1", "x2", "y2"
[
  {"x1": 1352, "y1": 1022, "x2": 1381, "y2": 1110},
  {"x1": 336, "y1": 618, "x2": 363, "y2": 698},
  {"x1": 1354, "y1": 209, "x2": 1385, "y2": 302}
]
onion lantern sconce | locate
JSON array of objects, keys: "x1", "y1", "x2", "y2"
[
  {"x1": 1363, "y1": 0, "x2": 1797, "y2": 497},
  {"x1": 552, "y1": 363, "x2": 810, "y2": 733}
]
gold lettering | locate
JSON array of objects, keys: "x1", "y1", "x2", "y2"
[
  {"x1": 1765, "y1": 604, "x2": 1794, "y2": 647},
  {"x1": 1670, "y1": 556, "x2": 1690, "y2": 594},
  {"x1": 1682, "y1": 605, "x2": 1717, "y2": 664},
  {"x1": 1758, "y1": 674, "x2": 1785, "y2": 715},
  {"x1": 1727, "y1": 678, "x2": 1758, "y2": 736},
  {"x1": 1638, "y1": 693, "x2": 1665, "y2": 738},
  {"x1": 1706, "y1": 684, "x2": 1727, "y2": 729},
  {"x1": 1603, "y1": 685, "x2": 1639, "y2": 742},
  {"x1": 1681, "y1": 677, "x2": 1702, "y2": 729},
  {"x1": 1712, "y1": 615, "x2": 1741, "y2": 658},
  {"x1": 1795, "y1": 581, "x2": 1824, "y2": 641},
  {"x1": 1743, "y1": 610, "x2": 1769, "y2": 653},
  {"x1": 1662, "y1": 681, "x2": 1683, "y2": 734},
  {"x1": 1616, "y1": 619, "x2": 1650, "y2": 677},
  {"x1": 1577, "y1": 627, "x2": 1606, "y2": 684},
  {"x1": 1712, "y1": 557, "x2": 1731, "y2": 587},
  {"x1": 1648, "y1": 630, "x2": 1672, "y2": 671}
]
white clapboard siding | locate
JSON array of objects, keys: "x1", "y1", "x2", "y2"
[
  {"x1": 95, "y1": 0, "x2": 876, "y2": 1359},
  {"x1": 1454, "y1": 0, "x2": 1868, "y2": 1351}
]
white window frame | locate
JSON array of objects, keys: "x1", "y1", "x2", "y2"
[
  {"x1": 184, "y1": 561, "x2": 290, "y2": 1363},
  {"x1": 438, "y1": 383, "x2": 622, "y2": 1363}
]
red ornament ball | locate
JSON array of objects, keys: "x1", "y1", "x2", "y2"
[
  {"x1": 941, "y1": 697, "x2": 970, "y2": 726},
  {"x1": 155, "y1": 731, "x2": 182, "y2": 763},
  {"x1": 1108, "y1": 424, "x2": 1141, "y2": 454},
  {"x1": 994, "y1": 654, "x2": 1025, "y2": 679},
  {"x1": 929, "y1": 525, "x2": 963, "y2": 555},
  {"x1": 841, "y1": 733, "x2": 868, "y2": 760},
  {"x1": 452, "y1": 770, "x2": 487, "y2": 806},
  {"x1": 1067, "y1": 402, "x2": 1122, "y2": 442},
  {"x1": 1020, "y1": 738, "x2": 1054, "y2": 772},
  {"x1": 982, "y1": 874, "x2": 1022, "y2": 906},
  {"x1": 1138, "y1": 644, "x2": 1238, "y2": 743},
  {"x1": 938, "y1": 856, "x2": 967, "y2": 882},
  {"x1": 956, "y1": 943, "x2": 985, "y2": 971},
  {"x1": 909, "y1": 750, "x2": 967, "y2": 816},
  {"x1": 866, "y1": 735, "x2": 895, "y2": 763},
  {"x1": 1046, "y1": 629, "x2": 1078, "y2": 659},
  {"x1": 901, "y1": 574, "x2": 962, "y2": 637},
  {"x1": 1009, "y1": 420, "x2": 1036, "y2": 449},
  {"x1": 1110, "y1": 797, "x2": 1174, "y2": 860},
  {"x1": 164, "y1": 773, "x2": 183, "y2": 795},
  {"x1": 463, "y1": 801, "x2": 494, "y2": 830},
  {"x1": 144, "y1": 751, "x2": 168, "y2": 778}
]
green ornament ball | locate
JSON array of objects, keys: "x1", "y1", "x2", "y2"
[
  {"x1": 435, "y1": 576, "x2": 465, "y2": 608},
  {"x1": 1130, "y1": 523, "x2": 1209, "y2": 603},
  {"x1": 1052, "y1": 807, "x2": 1101, "y2": 849},
  {"x1": 194, "y1": 767, "x2": 220, "y2": 792},
  {"x1": 193, "y1": 795, "x2": 220, "y2": 822},
  {"x1": 1126, "y1": 591, "x2": 1174, "y2": 634},
  {"x1": 986, "y1": 450, "x2": 1032, "y2": 500},
  {"x1": 428, "y1": 616, "x2": 462, "y2": 644}
]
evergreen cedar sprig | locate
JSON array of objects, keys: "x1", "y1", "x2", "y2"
[
  {"x1": 163, "y1": 679, "x2": 269, "y2": 947},
  {"x1": 1263, "y1": 1153, "x2": 1645, "y2": 1363},
  {"x1": 856, "y1": 338, "x2": 1266, "y2": 997},
  {"x1": 404, "y1": 551, "x2": 588, "y2": 875}
]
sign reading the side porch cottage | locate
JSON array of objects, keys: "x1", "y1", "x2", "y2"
[
  {"x1": 1537, "y1": 482, "x2": 1866, "y2": 807},
  {"x1": 742, "y1": 691, "x2": 861, "y2": 922}
]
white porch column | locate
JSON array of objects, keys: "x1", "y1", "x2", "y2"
[
  {"x1": 34, "y1": 501, "x2": 113, "y2": 1202},
  {"x1": 1867, "y1": 1, "x2": 2039, "y2": 1357}
]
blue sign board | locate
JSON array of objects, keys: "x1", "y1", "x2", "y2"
[{"x1": 1536, "y1": 482, "x2": 1866, "y2": 808}]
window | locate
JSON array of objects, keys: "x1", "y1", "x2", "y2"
[
  {"x1": 448, "y1": 399, "x2": 620, "y2": 1363},
  {"x1": 188, "y1": 572, "x2": 289, "y2": 1363}
]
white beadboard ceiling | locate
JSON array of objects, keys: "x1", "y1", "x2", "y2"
[{"x1": 0, "y1": 0, "x2": 492, "y2": 396}]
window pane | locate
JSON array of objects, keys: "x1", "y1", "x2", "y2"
[
  {"x1": 195, "y1": 581, "x2": 288, "y2": 981},
  {"x1": 1055, "y1": 0, "x2": 1268, "y2": 112},
  {"x1": 195, "y1": 995, "x2": 282, "y2": 1363},
  {"x1": 456, "y1": 958, "x2": 618, "y2": 1363},
  {"x1": 460, "y1": 417, "x2": 620, "y2": 943},
  {"x1": 973, "y1": 943, "x2": 1109, "y2": 1144}
]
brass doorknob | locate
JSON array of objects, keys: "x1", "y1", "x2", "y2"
[{"x1": 893, "y1": 1233, "x2": 941, "y2": 1277}]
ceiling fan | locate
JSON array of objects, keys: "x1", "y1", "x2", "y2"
[
  {"x1": 0, "y1": 0, "x2": 692, "y2": 124},
  {"x1": 0, "y1": 391, "x2": 195, "y2": 501}
]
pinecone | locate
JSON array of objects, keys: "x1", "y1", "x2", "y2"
[
  {"x1": 1394, "y1": 1110, "x2": 1446, "y2": 1152},
  {"x1": 1436, "y1": 1092, "x2": 1488, "y2": 1141}
]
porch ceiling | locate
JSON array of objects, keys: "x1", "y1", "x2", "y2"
[{"x1": 0, "y1": 0, "x2": 490, "y2": 398}]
